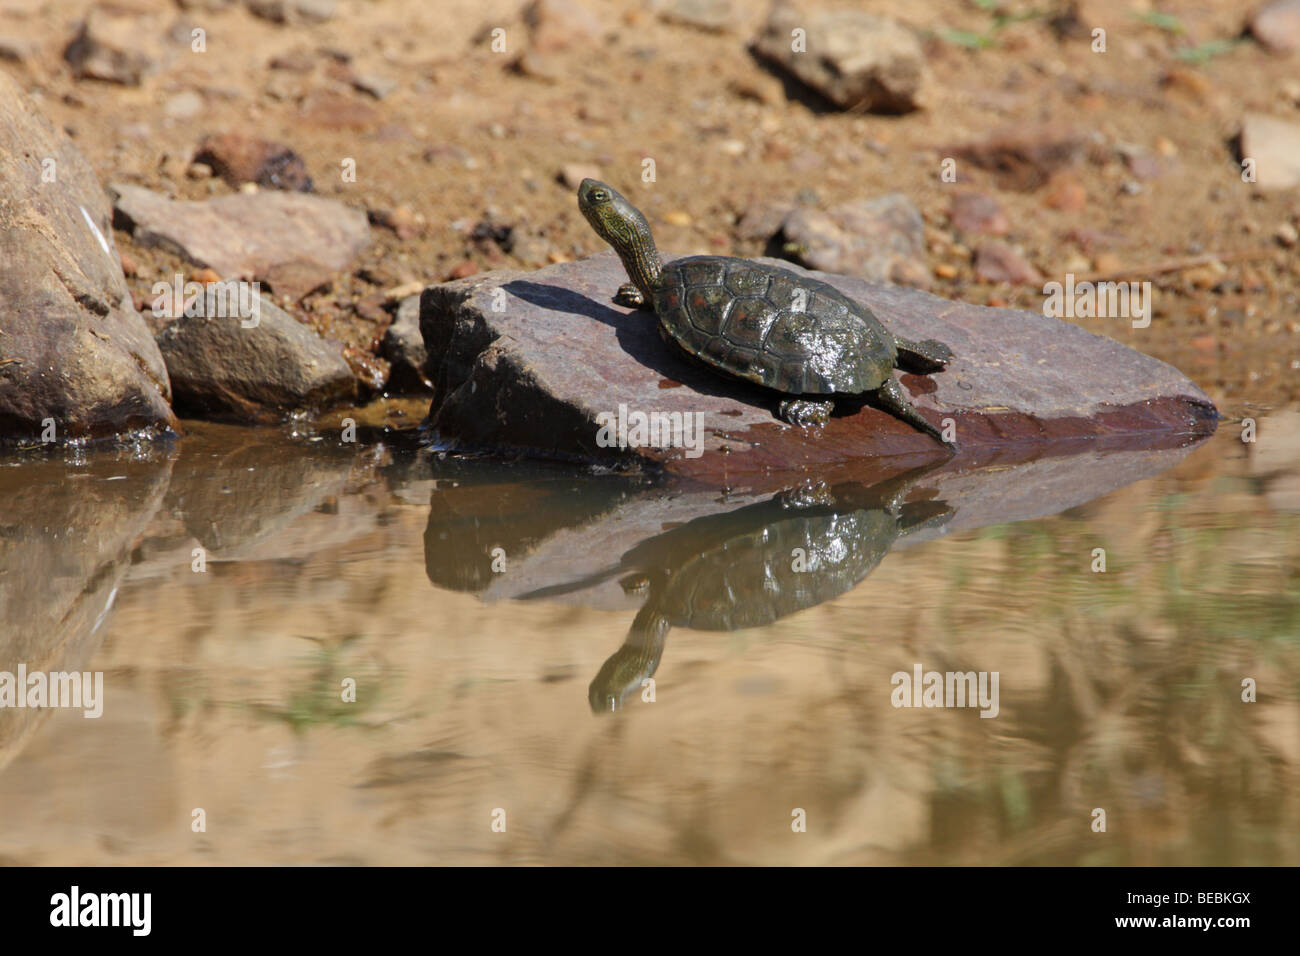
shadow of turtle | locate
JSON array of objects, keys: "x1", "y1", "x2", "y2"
[{"x1": 502, "y1": 278, "x2": 781, "y2": 412}]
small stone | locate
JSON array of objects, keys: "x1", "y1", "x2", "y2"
[
  {"x1": 342, "y1": 345, "x2": 389, "y2": 393},
  {"x1": 1093, "y1": 251, "x2": 1123, "y2": 273},
  {"x1": 752, "y1": 5, "x2": 927, "y2": 113},
  {"x1": 1276, "y1": 222, "x2": 1299, "y2": 247},
  {"x1": 246, "y1": 0, "x2": 337, "y2": 25},
  {"x1": 187, "y1": 161, "x2": 213, "y2": 179},
  {"x1": 948, "y1": 191, "x2": 1009, "y2": 236},
  {"x1": 193, "y1": 132, "x2": 313, "y2": 191},
  {"x1": 511, "y1": 49, "x2": 560, "y2": 83},
  {"x1": 948, "y1": 124, "x2": 1088, "y2": 192},
  {"x1": 381, "y1": 295, "x2": 432, "y2": 393},
  {"x1": 1250, "y1": 0, "x2": 1300, "y2": 54},
  {"x1": 735, "y1": 201, "x2": 792, "y2": 241},
  {"x1": 164, "y1": 90, "x2": 204, "y2": 120},
  {"x1": 0, "y1": 36, "x2": 33, "y2": 64},
  {"x1": 368, "y1": 205, "x2": 421, "y2": 240},
  {"x1": 1044, "y1": 171, "x2": 1087, "y2": 211},
  {"x1": 298, "y1": 89, "x2": 379, "y2": 130},
  {"x1": 191, "y1": 267, "x2": 222, "y2": 284},
  {"x1": 659, "y1": 0, "x2": 735, "y2": 32},
  {"x1": 65, "y1": 6, "x2": 173, "y2": 85},
  {"x1": 728, "y1": 73, "x2": 784, "y2": 105},
  {"x1": 448, "y1": 261, "x2": 478, "y2": 279},
  {"x1": 558, "y1": 163, "x2": 601, "y2": 189},
  {"x1": 350, "y1": 71, "x2": 397, "y2": 100},
  {"x1": 933, "y1": 262, "x2": 958, "y2": 279},
  {"x1": 1240, "y1": 112, "x2": 1300, "y2": 189},
  {"x1": 524, "y1": 0, "x2": 602, "y2": 54},
  {"x1": 119, "y1": 251, "x2": 139, "y2": 277},
  {"x1": 662, "y1": 210, "x2": 693, "y2": 227},
  {"x1": 257, "y1": 260, "x2": 333, "y2": 302},
  {"x1": 974, "y1": 241, "x2": 1042, "y2": 285},
  {"x1": 1161, "y1": 67, "x2": 1213, "y2": 102}
]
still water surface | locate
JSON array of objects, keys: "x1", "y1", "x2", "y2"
[{"x1": 0, "y1": 416, "x2": 1297, "y2": 865}]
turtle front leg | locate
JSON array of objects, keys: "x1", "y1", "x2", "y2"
[
  {"x1": 876, "y1": 377, "x2": 955, "y2": 449},
  {"x1": 614, "y1": 282, "x2": 651, "y2": 309},
  {"x1": 778, "y1": 397, "x2": 834, "y2": 427}
]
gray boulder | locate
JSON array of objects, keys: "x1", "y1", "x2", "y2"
[
  {"x1": 0, "y1": 71, "x2": 176, "y2": 443},
  {"x1": 155, "y1": 283, "x2": 356, "y2": 421}
]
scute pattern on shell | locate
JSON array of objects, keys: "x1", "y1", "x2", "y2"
[{"x1": 654, "y1": 255, "x2": 897, "y2": 395}]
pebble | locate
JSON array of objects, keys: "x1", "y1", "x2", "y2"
[
  {"x1": 163, "y1": 90, "x2": 203, "y2": 120},
  {"x1": 948, "y1": 191, "x2": 1009, "y2": 236},
  {"x1": 1250, "y1": 0, "x2": 1300, "y2": 54},
  {"x1": 974, "y1": 240, "x2": 1042, "y2": 285},
  {"x1": 558, "y1": 163, "x2": 601, "y2": 188},
  {"x1": 1276, "y1": 222, "x2": 1299, "y2": 247}
]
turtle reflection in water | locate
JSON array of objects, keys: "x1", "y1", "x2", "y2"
[{"x1": 527, "y1": 469, "x2": 953, "y2": 713}]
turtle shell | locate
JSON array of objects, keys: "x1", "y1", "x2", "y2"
[{"x1": 653, "y1": 255, "x2": 897, "y2": 395}]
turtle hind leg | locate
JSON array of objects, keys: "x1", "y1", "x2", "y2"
[
  {"x1": 614, "y1": 282, "x2": 651, "y2": 309},
  {"x1": 778, "y1": 397, "x2": 834, "y2": 427},
  {"x1": 894, "y1": 337, "x2": 953, "y2": 374},
  {"x1": 875, "y1": 377, "x2": 955, "y2": 449}
]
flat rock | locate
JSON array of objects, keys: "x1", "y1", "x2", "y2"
[
  {"x1": 1240, "y1": 112, "x2": 1300, "y2": 189},
  {"x1": 1250, "y1": 0, "x2": 1300, "y2": 53},
  {"x1": 752, "y1": 6, "x2": 927, "y2": 113},
  {"x1": 419, "y1": 252, "x2": 1217, "y2": 484},
  {"x1": 155, "y1": 282, "x2": 356, "y2": 421},
  {"x1": 0, "y1": 71, "x2": 176, "y2": 443},
  {"x1": 110, "y1": 182, "x2": 370, "y2": 280}
]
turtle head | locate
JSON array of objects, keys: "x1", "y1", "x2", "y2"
[{"x1": 577, "y1": 179, "x2": 663, "y2": 303}]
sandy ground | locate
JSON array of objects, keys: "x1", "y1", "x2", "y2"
[{"x1": 2, "y1": 0, "x2": 1297, "y2": 418}]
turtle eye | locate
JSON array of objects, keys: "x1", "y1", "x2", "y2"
[{"x1": 592, "y1": 190, "x2": 608, "y2": 203}]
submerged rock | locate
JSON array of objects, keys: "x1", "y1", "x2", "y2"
[
  {"x1": 0, "y1": 72, "x2": 176, "y2": 443},
  {"x1": 110, "y1": 182, "x2": 371, "y2": 281},
  {"x1": 418, "y1": 252, "x2": 1217, "y2": 482},
  {"x1": 155, "y1": 283, "x2": 356, "y2": 421},
  {"x1": 752, "y1": 5, "x2": 927, "y2": 113}
]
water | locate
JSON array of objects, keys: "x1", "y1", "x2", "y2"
[{"x1": 0, "y1": 417, "x2": 1297, "y2": 865}]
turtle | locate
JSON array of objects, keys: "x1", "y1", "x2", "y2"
[{"x1": 577, "y1": 179, "x2": 955, "y2": 445}]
